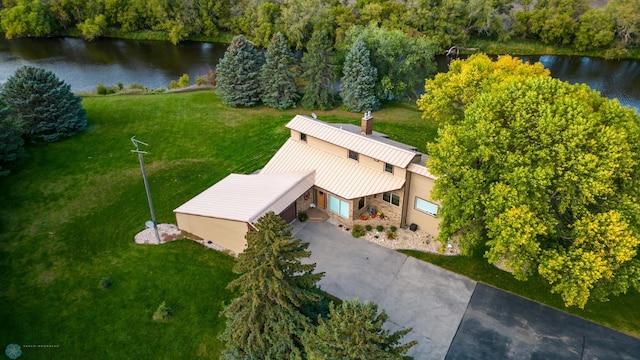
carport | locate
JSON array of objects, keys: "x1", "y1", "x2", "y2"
[{"x1": 174, "y1": 171, "x2": 314, "y2": 254}]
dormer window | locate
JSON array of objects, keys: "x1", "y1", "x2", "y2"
[
  {"x1": 348, "y1": 150, "x2": 359, "y2": 161},
  {"x1": 300, "y1": 133, "x2": 307, "y2": 142},
  {"x1": 384, "y1": 163, "x2": 393, "y2": 174}
]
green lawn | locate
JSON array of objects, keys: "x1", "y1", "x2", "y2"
[
  {"x1": 0, "y1": 91, "x2": 433, "y2": 359},
  {"x1": 0, "y1": 91, "x2": 636, "y2": 359}
]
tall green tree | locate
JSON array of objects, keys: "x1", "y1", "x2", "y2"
[
  {"x1": 574, "y1": 9, "x2": 615, "y2": 51},
  {"x1": 424, "y1": 73, "x2": 640, "y2": 308},
  {"x1": 215, "y1": 35, "x2": 263, "y2": 107},
  {"x1": 304, "y1": 299, "x2": 416, "y2": 360},
  {"x1": 301, "y1": 30, "x2": 337, "y2": 110},
  {"x1": 0, "y1": 103, "x2": 25, "y2": 176},
  {"x1": 0, "y1": 0, "x2": 55, "y2": 38},
  {"x1": 0, "y1": 66, "x2": 87, "y2": 142},
  {"x1": 343, "y1": 24, "x2": 437, "y2": 101},
  {"x1": 260, "y1": 32, "x2": 299, "y2": 109},
  {"x1": 219, "y1": 211, "x2": 324, "y2": 359},
  {"x1": 340, "y1": 37, "x2": 379, "y2": 112}
]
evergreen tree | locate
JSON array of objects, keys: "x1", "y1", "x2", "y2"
[
  {"x1": 0, "y1": 66, "x2": 86, "y2": 143},
  {"x1": 340, "y1": 37, "x2": 379, "y2": 113},
  {"x1": 304, "y1": 299, "x2": 416, "y2": 360},
  {"x1": 219, "y1": 211, "x2": 324, "y2": 359},
  {"x1": 0, "y1": 104, "x2": 25, "y2": 176},
  {"x1": 260, "y1": 32, "x2": 299, "y2": 109},
  {"x1": 301, "y1": 29, "x2": 337, "y2": 110},
  {"x1": 215, "y1": 35, "x2": 263, "y2": 107}
]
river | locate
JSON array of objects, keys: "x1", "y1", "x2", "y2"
[{"x1": 1, "y1": 37, "x2": 639, "y2": 111}]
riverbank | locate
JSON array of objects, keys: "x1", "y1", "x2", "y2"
[{"x1": 467, "y1": 38, "x2": 640, "y2": 60}]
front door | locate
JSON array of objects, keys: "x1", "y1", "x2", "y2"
[{"x1": 316, "y1": 190, "x2": 326, "y2": 209}]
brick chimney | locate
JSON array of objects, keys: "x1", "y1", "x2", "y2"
[{"x1": 361, "y1": 111, "x2": 373, "y2": 135}]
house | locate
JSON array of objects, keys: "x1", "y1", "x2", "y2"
[{"x1": 174, "y1": 113, "x2": 441, "y2": 255}]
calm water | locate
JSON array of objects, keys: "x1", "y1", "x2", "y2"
[{"x1": 1, "y1": 37, "x2": 639, "y2": 111}]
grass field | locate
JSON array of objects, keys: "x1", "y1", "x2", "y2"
[
  {"x1": 0, "y1": 90, "x2": 637, "y2": 359},
  {"x1": 0, "y1": 91, "x2": 432, "y2": 359}
]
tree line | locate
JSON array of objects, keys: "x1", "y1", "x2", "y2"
[{"x1": 0, "y1": 0, "x2": 638, "y2": 55}]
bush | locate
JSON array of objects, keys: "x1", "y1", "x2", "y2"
[
  {"x1": 390, "y1": 226, "x2": 397, "y2": 232},
  {"x1": 178, "y1": 73, "x2": 190, "y2": 88},
  {"x1": 99, "y1": 277, "x2": 112, "y2": 289},
  {"x1": 386, "y1": 229, "x2": 397, "y2": 240},
  {"x1": 152, "y1": 301, "x2": 173, "y2": 322},
  {"x1": 169, "y1": 80, "x2": 179, "y2": 89},
  {"x1": 365, "y1": 224, "x2": 372, "y2": 231},
  {"x1": 97, "y1": 83, "x2": 107, "y2": 95},
  {"x1": 297, "y1": 211, "x2": 308, "y2": 222},
  {"x1": 351, "y1": 224, "x2": 366, "y2": 238},
  {"x1": 376, "y1": 225, "x2": 384, "y2": 232}
]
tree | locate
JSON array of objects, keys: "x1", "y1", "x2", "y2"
[
  {"x1": 417, "y1": 53, "x2": 550, "y2": 124},
  {"x1": 0, "y1": 104, "x2": 25, "y2": 176},
  {"x1": 301, "y1": 30, "x2": 337, "y2": 110},
  {"x1": 77, "y1": 14, "x2": 107, "y2": 41},
  {"x1": 340, "y1": 37, "x2": 379, "y2": 113},
  {"x1": 215, "y1": 35, "x2": 263, "y2": 107},
  {"x1": 574, "y1": 9, "x2": 615, "y2": 51},
  {"x1": 219, "y1": 211, "x2": 324, "y2": 359},
  {"x1": 343, "y1": 24, "x2": 437, "y2": 101},
  {"x1": 0, "y1": 0, "x2": 55, "y2": 38},
  {"x1": 424, "y1": 74, "x2": 640, "y2": 308},
  {"x1": 0, "y1": 66, "x2": 87, "y2": 142},
  {"x1": 606, "y1": 0, "x2": 640, "y2": 46},
  {"x1": 304, "y1": 299, "x2": 416, "y2": 360},
  {"x1": 260, "y1": 33, "x2": 299, "y2": 109}
]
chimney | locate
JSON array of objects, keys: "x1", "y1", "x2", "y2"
[{"x1": 361, "y1": 111, "x2": 373, "y2": 135}]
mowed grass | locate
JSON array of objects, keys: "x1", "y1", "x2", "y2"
[{"x1": 0, "y1": 91, "x2": 435, "y2": 359}]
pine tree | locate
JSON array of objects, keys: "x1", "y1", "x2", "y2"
[
  {"x1": 0, "y1": 66, "x2": 86, "y2": 142},
  {"x1": 0, "y1": 104, "x2": 25, "y2": 176},
  {"x1": 260, "y1": 32, "x2": 299, "y2": 109},
  {"x1": 301, "y1": 29, "x2": 337, "y2": 110},
  {"x1": 340, "y1": 37, "x2": 379, "y2": 113},
  {"x1": 304, "y1": 299, "x2": 416, "y2": 360},
  {"x1": 215, "y1": 35, "x2": 263, "y2": 107},
  {"x1": 219, "y1": 211, "x2": 324, "y2": 360}
]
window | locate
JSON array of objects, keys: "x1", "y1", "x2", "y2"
[
  {"x1": 384, "y1": 163, "x2": 393, "y2": 174},
  {"x1": 415, "y1": 197, "x2": 438, "y2": 216},
  {"x1": 382, "y1": 192, "x2": 400, "y2": 206},
  {"x1": 329, "y1": 195, "x2": 350, "y2": 218},
  {"x1": 348, "y1": 150, "x2": 359, "y2": 161},
  {"x1": 358, "y1": 197, "x2": 365, "y2": 210},
  {"x1": 300, "y1": 133, "x2": 307, "y2": 142}
]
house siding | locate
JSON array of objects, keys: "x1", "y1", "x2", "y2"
[
  {"x1": 405, "y1": 172, "x2": 441, "y2": 236},
  {"x1": 175, "y1": 213, "x2": 247, "y2": 255}
]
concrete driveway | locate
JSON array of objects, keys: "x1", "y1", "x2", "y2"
[{"x1": 293, "y1": 221, "x2": 477, "y2": 359}]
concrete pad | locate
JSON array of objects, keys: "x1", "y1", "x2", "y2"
[
  {"x1": 296, "y1": 222, "x2": 476, "y2": 359},
  {"x1": 446, "y1": 283, "x2": 640, "y2": 360}
]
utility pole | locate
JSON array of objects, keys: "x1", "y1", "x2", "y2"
[{"x1": 131, "y1": 136, "x2": 161, "y2": 244}]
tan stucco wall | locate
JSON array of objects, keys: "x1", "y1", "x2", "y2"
[
  {"x1": 405, "y1": 173, "x2": 441, "y2": 236},
  {"x1": 175, "y1": 213, "x2": 248, "y2": 254}
]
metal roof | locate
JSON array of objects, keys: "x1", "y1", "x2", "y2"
[
  {"x1": 174, "y1": 171, "x2": 315, "y2": 223},
  {"x1": 260, "y1": 139, "x2": 405, "y2": 199},
  {"x1": 330, "y1": 123, "x2": 419, "y2": 151},
  {"x1": 407, "y1": 163, "x2": 437, "y2": 180},
  {"x1": 286, "y1": 115, "x2": 418, "y2": 168}
]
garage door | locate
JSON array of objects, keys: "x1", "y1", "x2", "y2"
[{"x1": 279, "y1": 202, "x2": 297, "y2": 223}]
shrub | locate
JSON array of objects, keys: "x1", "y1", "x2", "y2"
[
  {"x1": 297, "y1": 211, "x2": 308, "y2": 222},
  {"x1": 97, "y1": 83, "x2": 107, "y2": 95},
  {"x1": 390, "y1": 226, "x2": 397, "y2": 232},
  {"x1": 117, "y1": 81, "x2": 124, "y2": 90},
  {"x1": 169, "y1": 80, "x2": 179, "y2": 89},
  {"x1": 351, "y1": 224, "x2": 365, "y2": 238},
  {"x1": 365, "y1": 224, "x2": 372, "y2": 231},
  {"x1": 386, "y1": 229, "x2": 397, "y2": 240},
  {"x1": 152, "y1": 301, "x2": 173, "y2": 322},
  {"x1": 129, "y1": 82, "x2": 146, "y2": 90},
  {"x1": 99, "y1": 277, "x2": 112, "y2": 289},
  {"x1": 178, "y1": 73, "x2": 190, "y2": 88},
  {"x1": 376, "y1": 225, "x2": 384, "y2": 232}
]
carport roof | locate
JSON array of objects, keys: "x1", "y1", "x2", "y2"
[
  {"x1": 173, "y1": 171, "x2": 315, "y2": 223},
  {"x1": 260, "y1": 138, "x2": 405, "y2": 199}
]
